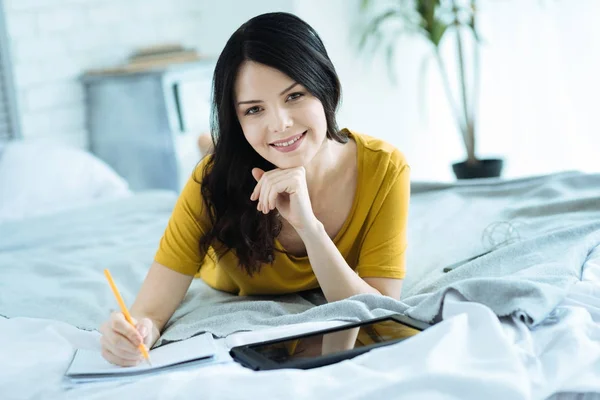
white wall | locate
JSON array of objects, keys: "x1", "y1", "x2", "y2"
[
  {"x1": 296, "y1": 0, "x2": 600, "y2": 181},
  {"x1": 3, "y1": 0, "x2": 293, "y2": 149},
  {"x1": 295, "y1": 0, "x2": 473, "y2": 181},
  {"x1": 3, "y1": 0, "x2": 599, "y2": 181}
]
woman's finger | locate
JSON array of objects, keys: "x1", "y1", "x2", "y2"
[
  {"x1": 267, "y1": 184, "x2": 279, "y2": 211},
  {"x1": 136, "y1": 318, "x2": 154, "y2": 347},
  {"x1": 255, "y1": 172, "x2": 274, "y2": 210},
  {"x1": 250, "y1": 167, "x2": 268, "y2": 201},
  {"x1": 264, "y1": 171, "x2": 298, "y2": 212},
  {"x1": 110, "y1": 312, "x2": 142, "y2": 346},
  {"x1": 259, "y1": 173, "x2": 272, "y2": 213},
  {"x1": 265, "y1": 174, "x2": 289, "y2": 211},
  {"x1": 102, "y1": 330, "x2": 143, "y2": 360},
  {"x1": 101, "y1": 345, "x2": 141, "y2": 367},
  {"x1": 254, "y1": 169, "x2": 296, "y2": 212},
  {"x1": 251, "y1": 178, "x2": 262, "y2": 202},
  {"x1": 101, "y1": 337, "x2": 140, "y2": 362}
]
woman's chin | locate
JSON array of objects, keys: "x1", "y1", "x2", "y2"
[
  {"x1": 271, "y1": 158, "x2": 306, "y2": 170},
  {"x1": 264, "y1": 148, "x2": 307, "y2": 169}
]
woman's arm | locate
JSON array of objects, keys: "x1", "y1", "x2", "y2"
[
  {"x1": 297, "y1": 223, "x2": 404, "y2": 302},
  {"x1": 251, "y1": 164, "x2": 408, "y2": 303},
  {"x1": 130, "y1": 261, "x2": 194, "y2": 346},
  {"x1": 296, "y1": 222, "x2": 385, "y2": 302}
]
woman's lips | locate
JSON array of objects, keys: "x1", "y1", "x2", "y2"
[
  {"x1": 270, "y1": 131, "x2": 306, "y2": 153},
  {"x1": 269, "y1": 131, "x2": 305, "y2": 146}
]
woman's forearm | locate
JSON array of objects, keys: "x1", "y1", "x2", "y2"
[{"x1": 296, "y1": 219, "x2": 381, "y2": 303}]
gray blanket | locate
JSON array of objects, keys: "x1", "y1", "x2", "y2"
[
  {"x1": 403, "y1": 171, "x2": 600, "y2": 326},
  {"x1": 1, "y1": 171, "x2": 599, "y2": 343},
  {"x1": 157, "y1": 281, "x2": 408, "y2": 345}
]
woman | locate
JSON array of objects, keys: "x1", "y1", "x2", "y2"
[{"x1": 100, "y1": 12, "x2": 410, "y2": 367}]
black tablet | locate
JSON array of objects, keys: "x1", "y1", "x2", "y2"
[{"x1": 229, "y1": 314, "x2": 432, "y2": 371}]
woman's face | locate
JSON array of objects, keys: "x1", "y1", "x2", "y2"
[{"x1": 234, "y1": 61, "x2": 328, "y2": 169}]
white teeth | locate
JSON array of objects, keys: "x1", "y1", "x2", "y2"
[{"x1": 273, "y1": 134, "x2": 302, "y2": 147}]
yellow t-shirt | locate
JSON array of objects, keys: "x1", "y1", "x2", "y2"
[{"x1": 154, "y1": 129, "x2": 410, "y2": 296}]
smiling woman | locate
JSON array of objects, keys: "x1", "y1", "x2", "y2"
[{"x1": 98, "y1": 12, "x2": 411, "y2": 368}]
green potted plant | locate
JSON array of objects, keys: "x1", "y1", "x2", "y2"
[{"x1": 359, "y1": 0, "x2": 503, "y2": 179}]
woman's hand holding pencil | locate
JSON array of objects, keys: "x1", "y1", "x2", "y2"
[{"x1": 99, "y1": 269, "x2": 158, "y2": 367}]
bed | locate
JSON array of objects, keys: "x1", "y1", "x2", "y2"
[{"x1": 1, "y1": 141, "x2": 599, "y2": 400}]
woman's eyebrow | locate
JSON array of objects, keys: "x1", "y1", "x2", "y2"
[
  {"x1": 237, "y1": 98, "x2": 261, "y2": 106},
  {"x1": 236, "y1": 82, "x2": 299, "y2": 107},
  {"x1": 279, "y1": 82, "x2": 298, "y2": 95}
]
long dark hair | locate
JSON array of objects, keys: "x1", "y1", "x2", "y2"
[{"x1": 198, "y1": 12, "x2": 347, "y2": 276}]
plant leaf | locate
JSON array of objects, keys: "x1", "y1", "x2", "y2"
[
  {"x1": 416, "y1": 0, "x2": 433, "y2": 29},
  {"x1": 359, "y1": 9, "x2": 403, "y2": 51},
  {"x1": 416, "y1": 0, "x2": 441, "y2": 33},
  {"x1": 467, "y1": 1, "x2": 482, "y2": 44},
  {"x1": 429, "y1": 19, "x2": 449, "y2": 47},
  {"x1": 385, "y1": 42, "x2": 397, "y2": 84}
]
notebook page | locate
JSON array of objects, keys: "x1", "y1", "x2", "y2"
[{"x1": 67, "y1": 333, "x2": 215, "y2": 376}]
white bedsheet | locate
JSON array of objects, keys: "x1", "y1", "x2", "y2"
[
  {"x1": 2, "y1": 173, "x2": 600, "y2": 400},
  {"x1": 1, "y1": 262, "x2": 598, "y2": 400}
]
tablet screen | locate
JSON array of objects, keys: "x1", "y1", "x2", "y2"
[{"x1": 249, "y1": 318, "x2": 421, "y2": 363}]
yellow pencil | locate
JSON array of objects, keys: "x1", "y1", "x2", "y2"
[{"x1": 103, "y1": 269, "x2": 152, "y2": 367}]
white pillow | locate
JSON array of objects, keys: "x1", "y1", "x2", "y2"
[{"x1": 0, "y1": 140, "x2": 132, "y2": 221}]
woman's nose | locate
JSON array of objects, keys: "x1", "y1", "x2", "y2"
[{"x1": 267, "y1": 108, "x2": 293, "y2": 133}]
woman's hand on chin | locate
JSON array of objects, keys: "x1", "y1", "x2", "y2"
[{"x1": 250, "y1": 167, "x2": 319, "y2": 232}]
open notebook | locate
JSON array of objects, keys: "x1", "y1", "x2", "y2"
[{"x1": 65, "y1": 333, "x2": 219, "y2": 383}]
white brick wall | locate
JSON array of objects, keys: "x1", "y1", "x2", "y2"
[{"x1": 3, "y1": 0, "x2": 212, "y2": 149}]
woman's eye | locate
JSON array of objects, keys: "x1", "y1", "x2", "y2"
[
  {"x1": 287, "y1": 92, "x2": 304, "y2": 101},
  {"x1": 245, "y1": 106, "x2": 262, "y2": 115}
]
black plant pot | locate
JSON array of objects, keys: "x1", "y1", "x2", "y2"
[{"x1": 452, "y1": 158, "x2": 504, "y2": 180}]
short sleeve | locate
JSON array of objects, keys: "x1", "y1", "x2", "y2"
[
  {"x1": 154, "y1": 160, "x2": 212, "y2": 275},
  {"x1": 355, "y1": 164, "x2": 410, "y2": 279}
]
